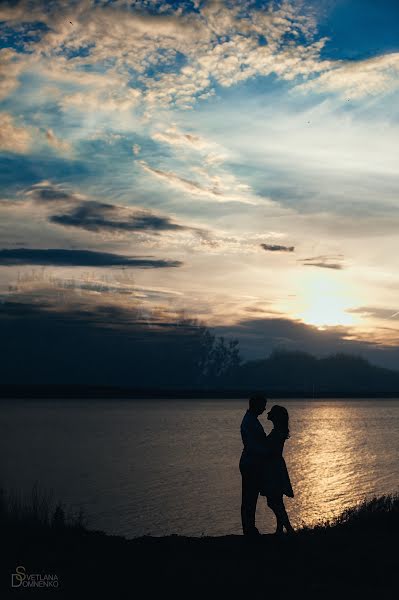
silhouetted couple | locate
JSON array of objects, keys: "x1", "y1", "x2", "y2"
[{"x1": 239, "y1": 394, "x2": 294, "y2": 537}]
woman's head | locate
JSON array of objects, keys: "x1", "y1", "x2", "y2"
[{"x1": 267, "y1": 405, "x2": 290, "y2": 439}]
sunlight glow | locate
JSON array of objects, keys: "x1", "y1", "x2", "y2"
[{"x1": 293, "y1": 271, "x2": 358, "y2": 329}]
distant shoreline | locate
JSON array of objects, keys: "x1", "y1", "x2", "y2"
[{"x1": 1, "y1": 385, "x2": 399, "y2": 400}]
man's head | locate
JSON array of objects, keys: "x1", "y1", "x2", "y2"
[{"x1": 248, "y1": 393, "x2": 267, "y2": 415}]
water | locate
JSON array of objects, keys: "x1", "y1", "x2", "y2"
[{"x1": 0, "y1": 399, "x2": 398, "y2": 538}]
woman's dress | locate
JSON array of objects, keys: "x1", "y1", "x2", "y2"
[{"x1": 259, "y1": 429, "x2": 294, "y2": 499}]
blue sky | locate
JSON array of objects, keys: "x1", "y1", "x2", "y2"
[
  {"x1": 1, "y1": 0, "x2": 399, "y2": 365},
  {"x1": 317, "y1": 0, "x2": 399, "y2": 60}
]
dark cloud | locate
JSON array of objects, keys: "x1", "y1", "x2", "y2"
[
  {"x1": 260, "y1": 244, "x2": 294, "y2": 252},
  {"x1": 27, "y1": 186, "x2": 74, "y2": 203},
  {"x1": 212, "y1": 316, "x2": 399, "y2": 369},
  {"x1": 49, "y1": 201, "x2": 188, "y2": 233},
  {"x1": 1, "y1": 300, "x2": 399, "y2": 388},
  {"x1": 302, "y1": 262, "x2": 343, "y2": 270},
  {"x1": 0, "y1": 300, "x2": 211, "y2": 386},
  {"x1": 0, "y1": 248, "x2": 182, "y2": 268},
  {"x1": 20, "y1": 182, "x2": 195, "y2": 235},
  {"x1": 299, "y1": 254, "x2": 344, "y2": 270}
]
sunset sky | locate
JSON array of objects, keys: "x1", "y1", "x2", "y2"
[{"x1": 1, "y1": 0, "x2": 399, "y2": 368}]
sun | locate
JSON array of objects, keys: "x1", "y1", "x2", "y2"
[
  {"x1": 293, "y1": 271, "x2": 358, "y2": 329},
  {"x1": 301, "y1": 296, "x2": 355, "y2": 328}
]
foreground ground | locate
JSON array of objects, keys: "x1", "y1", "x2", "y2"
[{"x1": 1, "y1": 495, "x2": 398, "y2": 599}]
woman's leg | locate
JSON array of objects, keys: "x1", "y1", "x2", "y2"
[
  {"x1": 279, "y1": 501, "x2": 294, "y2": 534},
  {"x1": 267, "y1": 496, "x2": 294, "y2": 534}
]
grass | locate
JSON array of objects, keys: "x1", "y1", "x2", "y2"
[
  {"x1": 0, "y1": 482, "x2": 87, "y2": 532},
  {"x1": 4, "y1": 482, "x2": 397, "y2": 533},
  {"x1": 1, "y1": 485, "x2": 397, "y2": 598},
  {"x1": 301, "y1": 493, "x2": 399, "y2": 533}
]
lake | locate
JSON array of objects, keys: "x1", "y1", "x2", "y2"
[{"x1": 0, "y1": 399, "x2": 398, "y2": 538}]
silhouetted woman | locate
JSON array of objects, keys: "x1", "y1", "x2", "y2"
[{"x1": 260, "y1": 405, "x2": 294, "y2": 535}]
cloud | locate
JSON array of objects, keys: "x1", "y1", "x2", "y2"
[
  {"x1": 299, "y1": 255, "x2": 345, "y2": 270},
  {"x1": 139, "y1": 160, "x2": 258, "y2": 204},
  {"x1": 2, "y1": 0, "x2": 398, "y2": 124},
  {"x1": 0, "y1": 117, "x2": 72, "y2": 157},
  {"x1": 2, "y1": 268, "x2": 184, "y2": 307},
  {"x1": 140, "y1": 1, "x2": 328, "y2": 108},
  {"x1": 151, "y1": 124, "x2": 227, "y2": 168},
  {"x1": 347, "y1": 306, "x2": 399, "y2": 320},
  {"x1": 0, "y1": 297, "x2": 224, "y2": 386},
  {"x1": 44, "y1": 278, "x2": 182, "y2": 300},
  {"x1": 212, "y1": 315, "x2": 396, "y2": 364},
  {"x1": 0, "y1": 248, "x2": 183, "y2": 268},
  {"x1": 4, "y1": 180, "x2": 196, "y2": 236},
  {"x1": 0, "y1": 48, "x2": 31, "y2": 100},
  {"x1": 296, "y1": 52, "x2": 399, "y2": 99},
  {"x1": 302, "y1": 262, "x2": 343, "y2": 270},
  {"x1": 0, "y1": 112, "x2": 32, "y2": 153},
  {"x1": 152, "y1": 126, "x2": 208, "y2": 150},
  {"x1": 49, "y1": 201, "x2": 189, "y2": 234},
  {"x1": 45, "y1": 128, "x2": 72, "y2": 154},
  {"x1": 24, "y1": 181, "x2": 83, "y2": 204},
  {"x1": 139, "y1": 160, "x2": 221, "y2": 197},
  {"x1": 261, "y1": 243, "x2": 295, "y2": 252},
  {"x1": 1, "y1": 296, "x2": 399, "y2": 389},
  {"x1": 0, "y1": 0, "x2": 334, "y2": 114},
  {"x1": 60, "y1": 86, "x2": 142, "y2": 113},
  {"x1": 0, "y1": 2, "x2": 45, "y2": 23}
]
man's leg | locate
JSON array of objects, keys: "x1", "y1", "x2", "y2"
[
  {"x1": 267, "y1": 495, "x2": 283, "y2": 534},
  {"x1": 240, "y1": 467, "x2": 260, "y2": 535}
]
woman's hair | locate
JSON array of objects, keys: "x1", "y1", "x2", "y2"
[{"x1": 270, "y1": 405, "x2": 290, "y2": 439}]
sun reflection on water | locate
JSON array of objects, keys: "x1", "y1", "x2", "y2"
[{"x1": 285, "y1": 402, "x2": 382, "y2": 527}]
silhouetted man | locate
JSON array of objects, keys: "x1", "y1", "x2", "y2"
[{"x1": 239, "y1": 394, "x2": 269, "y2": 536}]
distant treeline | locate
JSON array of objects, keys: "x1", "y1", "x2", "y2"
[
  {"x1": 2, "y1": 350, "x2": 399, "y2": 398},
  {"x1": 1, "y1": 300, "x2": 399, "y2": 396},
  {"x1": 231, "y1": 350, "x2": 399, "y2": 396}
]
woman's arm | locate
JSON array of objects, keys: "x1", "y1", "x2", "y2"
[{"x1": 265, "y1": 430, "x2": 284, "y2": 457}]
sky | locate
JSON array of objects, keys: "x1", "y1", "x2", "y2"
[{"x1": 1, "y1": 0, "x2": 399, "y2": 369}]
